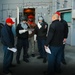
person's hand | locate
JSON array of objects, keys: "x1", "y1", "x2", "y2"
[
  {"x1": 28, "y1": 31, "x2": 32, "y2": 34},
  {"x1": 63, "y1": 38, "x2": 67, "y2": 43},
  {"x1": 44, "y1": 45, "x2": 48, "y2": 49},
  {"x1": 45, "y1": 25, "x2": 47, "y2": 29},
  {"x1": 34, "y1": 34, "x2": 37, "y2": 42}
]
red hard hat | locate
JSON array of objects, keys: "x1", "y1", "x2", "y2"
[
  {"x1": 55, "y1": 12, "x2": 61, "y2": 16},
  {"x1": 6, "y1": 18, "x2": 15, "y2": 24},
  {"x1": 28, "y1": 15, "x2": 34, "y2": 19}
]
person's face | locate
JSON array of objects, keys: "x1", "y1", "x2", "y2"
[
  {"x1": 52, "y1": 14, "x2": 59, "y2": 21},
  {"x1": 28, "y1": 18, "x2": 33, "y2": 22},
  {"x1": 7, "y1": 23, "x2": 12, "y2": 26},
  {"x1": 52, "y1": 15, "x2": 55, "y2": 21},
  {"x1": 38, "y1": 20, "x2": 42, "y2": 23},
  {"x1": 22, "y1": 20, "x2": 27, "y2": 24},
  {"x1": 59, "y1": 16, "x2": 61, "y2": 21}
]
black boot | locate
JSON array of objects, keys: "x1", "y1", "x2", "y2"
[
  {"x1": 23, "y1": 58, "x2": 29, "y2": 63},
  {"x1": 43, "y1": 58, "x2": 47, "y2": 63}
]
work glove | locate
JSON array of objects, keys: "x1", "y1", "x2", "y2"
[
  {"x1": 28, "y1": 31, "x2": 32, "y2": 34},
  {"x1": 34, "y1": 34, "x2": 37, "y2": 42}
]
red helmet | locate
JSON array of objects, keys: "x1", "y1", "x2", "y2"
[
  {"x1": 55, "y1": 12, "x2": 61, "y2": 16},
  {"x1": 6, "y1": 18, "x2": 15, "y2": 24},
  {"x1": 28, "y1": 15, "x2": 34, "y2": 19}
]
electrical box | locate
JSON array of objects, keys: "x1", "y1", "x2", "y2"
[{"x1": 72, "y1": 10, "x2": 75, "y2": 19}]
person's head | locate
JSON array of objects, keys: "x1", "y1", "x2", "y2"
[
  {"x1": 52, "y1": 14, "x2": 59, "y2": 21},
  {"x1": 6, "y1": 18, "x2": 15, "y2": 26},
  {"x1": 28, "y1": 15, "x2": 34, "y2": 19},
  {"x1": 38, "y1": 16, "x2": 44, "y2": 23},
  {"x1": 21, "y1": 16, "x2": 28, "y2": 24},
  {"x1": 28, "y1": 18, "x2": 33, "y2": 22},
  {"x1": 55, "y1": 11, "x2": 61, "y2": 21},
  {"x1": 55, "y1": 12, "x2": 61, "y2": 16},
  {"x1": 28, "y1": 15, "x2": 34, "y2": 22}
]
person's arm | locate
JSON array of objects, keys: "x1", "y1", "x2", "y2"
[
  {"x1": 16, "y1": 24, "x2": 20, "y2": 35},
  {"x1": 1, "y1": 29, "x2": 14, "y2": 48},
  {"x1": 45, "y1": 23, "x2": 55, "y2": 46},
  {"x1": 64, "y1": 21, "x2": 68, "y2": 38},
  {"x1": 43, "y1": 22, "x2": 48, "y2": 33},
  {"x1": 63, "y1": 21, "x2": 68, "y2": 43},
  {"x1": 34, "y1": 26, "x2": 38, "y2": 34}
]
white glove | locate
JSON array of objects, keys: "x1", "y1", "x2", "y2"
[
  {"x1": 37, "y1": 22, "x2": 42, "y2": 29},
  {"x1": 34, "y1": 34, "x2": 37, "y2": 42},
  {"x1": 19, "y1": 29, "x2": 27, "y2": 34},
  {"x1": 28, "y1": 31, "x2": 32, "y2": 34}
]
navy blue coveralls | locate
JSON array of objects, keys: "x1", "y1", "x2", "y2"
[
  {"x1": 16, "y1": 23, "x2": 29, "y2": 62},
  {"x1": 35, "y1": 21, "x2": 48, "y2": 60},
  {"x1": 45, "y1": 20, "x2": 65, "y2": 75},
  {"x1": 1, "y1": 24, "x2": 14, "y2": 74}
]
